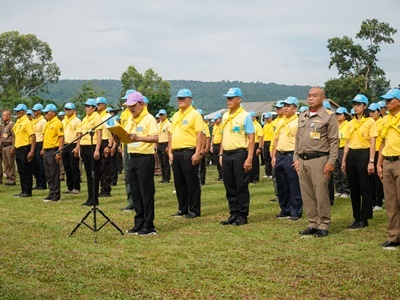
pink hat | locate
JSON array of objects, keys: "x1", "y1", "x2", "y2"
[{"x1": 123, "y1": 91, "x2": 144, "y2": 106}]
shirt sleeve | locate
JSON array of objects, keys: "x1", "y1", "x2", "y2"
[{"x1": 244, "y1": 115, "x2": 255, "y2": 134}]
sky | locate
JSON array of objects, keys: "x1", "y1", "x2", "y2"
[{"x1": 1, "y1": 0, "x2": 400, "y2": 87}]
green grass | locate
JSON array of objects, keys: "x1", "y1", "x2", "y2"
[{"x1": 1, "y1": 167, "x2": 399, "y2": 299}]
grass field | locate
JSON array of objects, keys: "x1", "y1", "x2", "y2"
[{"x1": 1, "y1": 166, "x2": 399, "y2": 299}]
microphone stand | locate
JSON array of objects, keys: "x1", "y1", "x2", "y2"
[{"x1": 58, "y1": 113, "x2": 124, "y2": 242}]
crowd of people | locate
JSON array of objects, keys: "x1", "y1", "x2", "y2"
[{"x1": 1, "y1": 87, "x2": 400, "y2": 246}]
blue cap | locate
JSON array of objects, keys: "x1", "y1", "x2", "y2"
[
  {"x1": 13, "y1": 104, "x2": 28, "y2": 111},
  {"x1": 58, "y1": 111, "x2": 66, "y2": 117},
  {"x1": 249, "y1": 111, "x2": 256, "y2": 117},
  {"x1": 121, "y1": 89, "x2": 136, "y2": 100},
  {"x1": 335, "y1": 107, "x2": 348, "y2": 114},
  {"x1": 197, "y1": 109, "x2": 203, "y2": 115},
  {"x1": 42, "y1": 104, "x2": 57, "y2": 113},
  {"x1": 350, "y1": 94, "x2": 368, "y2": 105},
  {"x1": 323, "y1": 100, "x2": 331, "y2": 109},
  {"x1": 85, "y1": 98, "x2": 97, "y2": 107},
  {"x1": 377, "y1": 100, "x2": 386, "y2": 109},
  {"x1": 299, "y1": 106, "x2": 308, "y2": 113},
  {"x1": 282, "y1": 96, "x2": 299, "y2": 107},
  {"x1": 264, "y1": 112, "x2": 272, "y2": 118},
  {"x1": 368, "y1": 103, "x2": 380, "y2": 111},
  {"x1": 64, "y1": 102, "x2": 75, "y2": 110},
  {"x1": 96, "y1": 97, "x2": 107, "y2": 105},
  {"x1": 155, "y1": 113, "x2": 160, "y2": 118},
  {"x1": 143, "y1": 96, "x2": 149, "y2": 104},
  {"x1": 214, "y1": 112, "x2": 222, "y2": 119},
  {"x1": 204, "y1": 116, "x2": 209, "y2": 121},
  {"x1": 274, "y1": 100, "x2": 284, "y2": 108},
  {"x1": 380, "y1": 88, "x2": 400, "y2": 100},
  {"x1": 32, "y1": 103, "x2": 44, "y2": 111},
  {"x1": 106, "y1": 107, "x2": 113, "y2": 113},
  {"x1": 177, "y1": 89, "x2": 192, "y2": 98},
  {"x1": 26, "y1": 110, "x2": 33, "y2": 115},
  {"x1": 158, "y1": 109, "x2": 167, "y2": 115},
  {"x1": 223, "y1": 87, "x2": 242, "y2": 97},
  {"x1": 350, "y1": 108, "x2": 355, "y2": 114}
]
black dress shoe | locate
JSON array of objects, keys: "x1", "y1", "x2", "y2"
[
  {"x1": 171, "y1": 210, "x2": 188, "y2": 217},
  {"x1": 379, "y1": 241, "x2": 400, "y2": 247},
  {"x1": 43, "y1": 197, "x2": 60, "y2": 202},
  {"x1": 234, "y1": 216, "x2": 248, "y2": 226},
  {"x1": 121, "y1": 204, "x2": 135, "y2": 211},
  {"x1": 299, "y1": 227, "x2": 318, "y2": 235},
  {"x1": 19, "y1": 193, "x2": 32, "y2": 198},
  {"x1": 349, "y1": 221, "x2": 367, "y2": 229},
  {"x1": 14, "y1": 193, "x2": 23, "y2": 197},
  {"x1": 314, "y1": 229, "x2": 329, "y2": 237},
  {"x1": 185, "y1": 212, "x2": 200, "y2": 219},
  {"x1": 220, "y1": 215, "x2": 237, "y2": 225},
  {"x1": 347, "y1": 220, "x2": 359, "y2": 228},
  {"x1": 43, "y1": 196, "x2": 52, "y2": 200}
]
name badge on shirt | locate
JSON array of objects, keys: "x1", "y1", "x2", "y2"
[
  {"x1": 310, "y1": 132, "x2": 321, "y2": 140},
  {"x1": 233, "y1": 126, "x2": 240, "y2": 133},
  {"x1": 3, "y1": 133, "x2": 7, "y2": 138}
]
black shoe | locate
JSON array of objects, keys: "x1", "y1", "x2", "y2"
[
  {"x1": 290, "y1": 216, "x2": 302, "y2": 221},
  {"x1": 121, "y1": 204, "x2": 135, "y2": 211},
  {"x1": 379, "y1": 241, "x2": 400, "y2": 247},
  {"x1": 299, "y1": 227, "x2": 318, "y2": 235},
  {"x1": 137, "y1": 227, "x2": 157, "y2": 236},
  {"x1": 349, "y1": 221, "x2": 367, "y2": 229},
  {"x1": 275, "y1": 212, "x2": 290, "y2": 219},
  {"x1": 99, "y1": 193, "x2": 111, "y2": 197},
  {"x1": 43, "y1": 197, "x2": 60, "y2": 202},
  {"x1": 171, "y1": 210, "x2": 187, "y2": 217},
  {"x1": 234, "y1": 216, "x2": 248, "y2": 226},
  {"x1": 185, "y1": 212, "x2": 200, "y2": 219},
  {"x1": 314, "y1": 229, "x2": 329, "y2": 237},
  {"x1": 14, "y1": 193, "x2": 23, "y2": 197},
  {"x1": 347, "y1": 220, "x2": 359, "y2": 228},
  {"x1": 82, "y1": 201, "x2": 99, "y2": 206},
  {"x1": 35, "y1": 186, "x2": 46, "y2": 190},
  {"x1": 126, "y1": 226, "x2": 142, "y2": 235},
  {"x1": 43, "y1": 196, "x2": 52, "y2": 200},
  {"x1": 220, "y1": 215, "x2": 237, "y2": 225},
  {"x1": 19, "y1": 193, "x2": 32, "y2": 198},
  {"x1": 159, "y1": 180, "x2": 169, "y2": 184}
]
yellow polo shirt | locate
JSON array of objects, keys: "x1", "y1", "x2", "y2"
[
  {"x1": 375, "y1": 117, "x2": 383, "y2": 151},
  {"x1": 275, "y1": 114, "x2": 298, "y2": 152},
  {"x1": 212, "y1": 123, "x2": 222, "y2": 144},
  {"x1": 270, "y1": 116, "x2": 284, "y2": 151},
  {"x1": 221, "y1": 110, "x2": 255, "y2": 151},
  {"x1": 204, "y1": 122, "x2": 211, "y2": 138},
  {"x1": 263, "y1": 122, "x2": 274, "y2": 142},
  {"x1": 78, "y1": 112, "x2": 102, "y2": 146},
  {"x1": 158, "y1": 119, "x2": 171, "y2": 143},
  {"x1": 125, "y1": 114, "x2": 158, "y2": 154},
  {"x1": 170, "y1": 107, "x2": 203, "y2": 150},
  {"x1": 120, "y1": 108, "x2": 131, "y2": 128},
  {"x1": 32, "y1": 115, "x2": 46, "y2": 142},
  {"x1": 381, "y1": 112, "x2": 400, "y2": 156},
  {"x1": 253, "y1": 120, "x2": 263, "y2": 141},
  {"x1": 338, "y1": 120, "x2": 349, "y2": 148},
  {"x1": 99, "y1": 110, "x2": 111, "y2": 140},
  {"x1": 13, "y1": 114, "x2": 35, "y2": 148},
  {"x1": 347, "y1": 117, "x2": 377, "y2": 149},
  {"x1": 43, "y1": 117, "x2": 64, "y2": 149},
  {"x1": 62, "y1": 114, "x2": 81, "y2": 143}
]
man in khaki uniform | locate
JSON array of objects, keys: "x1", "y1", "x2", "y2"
[
  {"x1": 1, "y1": 110, "x2": 16, "y2": 185},
  {"x1": 294, "y1": 87, "x2": 339, "y2": 237}
]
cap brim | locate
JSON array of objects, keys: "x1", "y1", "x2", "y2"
[{"x1": 380, "y1": 94, "x2": 398, "y2": 99}]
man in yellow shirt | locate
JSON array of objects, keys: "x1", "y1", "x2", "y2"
[
  {"x1": 211, "y1": 112, "x2": 223, "y2": 181},
  {"x1": 377, "y1": 88, "x2": 400, "y2": 247},
  {"x1": 157, "y1": 109, "x2": 171, "y2": 183},
  {"x1": 31, "y1": 103, "x2": 47, "y2": 190},
  {"x1": 197, "y1": 109, "x2": 211, "y2": 186},
  {"x1": 124, "y1": 92, "x2": 159, "y2": 236},
  {"x1": 262, "y1": 112, "x2": 274, "y2": 178},
  {"x1": 40, "y1": 104, "x2": 64, "y2": 202},
  {"x1": 12, "y1": 104, "x2": 36, "y2": 197},
  {"x1": 249, "y1": 111, "x2": 263, "y2": 184},
  {"x1": 168, "y1": 89, "x2": 204, "y2": 218}
]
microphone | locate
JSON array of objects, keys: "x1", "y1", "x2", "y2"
[{"x1": 108, "y1": 108, "x2": 123, "y2": 114}]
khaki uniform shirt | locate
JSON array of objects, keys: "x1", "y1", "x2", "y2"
[
  {"x1": 294, "y1": 107, "x2": 339, "y2": 165},
  {"x1": 1, "y1": 120, "x2": 14, "y2": 147}
]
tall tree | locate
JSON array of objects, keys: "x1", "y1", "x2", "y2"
[
  {"x1": 120, "y1": 66, "x2": 172, "y2": 116},
  {"x1": 325, "y1": 19, "x2": 397, "y2": 105},
  {"x1": 0, "y1": 31, "x2": 61, "y2": 109}
]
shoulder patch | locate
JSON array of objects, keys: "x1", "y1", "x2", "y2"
[{"x1": 326, "y1": 109, "x2": 333, "y2": 115}]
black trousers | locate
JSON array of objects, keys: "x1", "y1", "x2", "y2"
[
  {"x1": 249, "y1": 143, "x2": 260, "y2": 182},
  {"x1": 126, "y1": 154, "x2": 155, "y2": 229},
  {"x1": 157, "y1": 142, "x2": 170, "y2": 182},
  {"x1": 263, "y1": 141, "x2": 272, "y2": 176},
  {"x1": 222, "y1": 150, "x2": 250, "y2": 217},
  {"x1": 16, "y1": 145, "x2": 33, "y2": 195},
  {"x1": 62, "y1": 143, "x2": 81, "y2": 191},
  {"x1": 346, "y1": 149, "x2": 373, "y2": 223},
  {"x1": 172, "y1": 150, "x2": 201, "y2": 215},
  {"x1": 44, "y1": 148, "x2": 60, "y2": 199},
  {"x1": 333, "y1": 147, "x2": 350, "y2": 194},
  {"x1": 212, "y1": 144, "x2": 222, "y2": 179},
  {"x1": 109, "y1": 142, "x2": 119, "y2": 185},
  {"x1": 100, "y1": 140, "x2": 112, "y2": 194},
  {"x1": 81, "y1": 145, "x2": 100, "y2": 204},
  {"x1": 199, "y1": 156, "x2": 206, "y2": 184},
  {"x1": 32, "y1": 141, "x2": 46, "y2": 189},
  {"x1": 372, "y1": 151, "x2": 384, "y2": 207}
]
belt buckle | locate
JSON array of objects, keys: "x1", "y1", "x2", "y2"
[{"x1": 304, "y1": 155, "x2": 308, "y2": 160}]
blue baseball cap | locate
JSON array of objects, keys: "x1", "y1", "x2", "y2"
[
  {"x1": 143, "y1": 96, "x2": 149, "y2": 104},
  {"x1": 350, "y1": 108, "x2": 355, "y2": 114},
  {"x1": 299, "y1": 106, "x2": 308, "y2": 113},
  {"x1": 335, "y1": 107, "x2": 348, "y2": 114},
  {"x1": 177, "y1": 89, "x2": 192, "y2": 98},
  {"x1": 264, "y1": 112, "x2": 273, "y2": 118},
  {"x1": 158, "y1": 109, "x2": 167, "y2": 115},
  {"x1": 84, "y1": 98, "x2": 98, "y2": 107},
  {"x1": 377, "y1": 100, "x2": 386, "y2": 109},
  {"x1": 155, "y1": 113, "x2": 160, "y2": 118},
  {"x1": 197, "y1": 109, "x2": 204, "y2": 115},
  {"x1": 350, "y1": 94, "x2": 368, "y2": 105},
  {"x1": 32, "y1": 103, "x2": 44, "y2": 111},
  {"x1": 13, "y1": 104, "x2": 28, "y2": 111},
  {"x1": 121, "y1": 89, "x2": 136, "y2": 100},
  {"x1": 323, "y1": 100, "x2": 331, "y2": 110},
  {"x1": 274, "y1": 100, "x2": 284, "y2": 108},
  {"x1": 214, "y1": 112, "x2": 222, "y2": 119},
  {"x1": 380, "y1": 88, "x2": 400, "y2": 100},
  {"x1": 64, "y1": 102, "x2": 75, "y2": 110},
  {"x1": 368, "y1": 103, "x2": 380, "y2": 111},
  {"x1": 96, "y1": 97, "x2": 107, "y2": 105},
  {"x1": 223, "y1": 87, "x2": 242, "y2": 97},
  {"x1": 249, "y1": 111, "x2": 256, "y2": 117},
  {"x1": 282, "y1": 96, "x2": 299, "y2": 107},
  {"x1": 42, "y1": 104, "x2": 57, "y2": 113},
  {"x1": 58, "y1": 111, "x2": 66, "y2": 117},
  {"x1": 26, "y1": 110, "x2": 33, "y2": 115}
]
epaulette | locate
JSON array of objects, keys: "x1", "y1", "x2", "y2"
[{"x1": 325, "y1": 109, "x2": 333, "y2": 115}]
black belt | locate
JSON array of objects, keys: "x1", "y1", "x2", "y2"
[
  {"x1": 129, "y1": 153, "x2": 153, "y2": 157},
  {"x1": 173, "y1": 148, "x2": 195, "y2": 152},
  {"x1": 277, "y1": 151, "x2": 294, "y2": 155},
  {"x1": 224, "y1": 148, "x2": 247, "y2": 155},
  {"x1": 299, "y1": 152, "x2": 329, "y2": 160},
  {"x1": 44, "y1": 147, "x2": 59, "y2": 151},
  {"x1": 2, "y1": 142, "x2": 12, "y2": 147},
  {"x1": 384, "y1": 156, "x2": 400, "y2": 162}
]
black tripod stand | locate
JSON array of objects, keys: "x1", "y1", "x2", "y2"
[{"x1": 57, "y1": 113, "x2": 124, "y2": 241}]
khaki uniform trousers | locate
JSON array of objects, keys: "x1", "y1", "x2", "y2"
[
  {"x1": 2, "y1": 145, "x2": 16, "y2": 183},
  {"x1": 299, "y1": 156, "x2": 331, "y2": 230},
  {"x1": 383, "y1": 159, "x2": 400, "y2": 242}
]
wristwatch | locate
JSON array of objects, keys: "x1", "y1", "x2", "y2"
[{"x1": 369, "y1": 159, "x2": 374, "y2": 163}]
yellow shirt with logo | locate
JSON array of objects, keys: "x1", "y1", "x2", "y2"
[
  {"x1": 381, "y1": 112, "x2": 400, "y2": 156},
  {"x1": 62, "y1": 114, "x2": 81, "y2": 144},
  {"x1": 263, "y1": 122, "x2": 274, "y2": 142},
  {"x1": 158, "y1": 119, "x2": 171, "y2": 143},
  {"x1": 346, "y1": 117, "x2": 377, "y2": 149},
  {"x1": 170, "y1": 107, "x2": 204, "y2": 150},
  {"x1": 338, "y1": 120, "x2": 349, "y2": 148},
  {"x1": 253, "y1": 121, "x2": 263, "y2": 142},
  {"x1": 125, "y1": 114, "x2": 158, "y2": 154},
  {"x1": 43, "y1": 117, "x2": 64, "y2": 149},
  {"x1": 275, "y1": 115, "x2": 298, "y2": 152},
  {"x1": 13, "y1": 114, "x2": 35, "y2": 148},
  {"x1": 99, "y1": 110, "x2": 112, "y2": 140},
  {"x1": 78, "y1": 112, "x2": 102, "y2": 146},
  {"x1": 212, "y1": 123, "x2": 222, "y2": 144},
  {"x1": 375, "y1": 117, "x2": 383, "y2": 151},
  {"x1": 270, "y1": 116, "x2": 284, "y2": 151},
  {"x1": 221, "y1": 110, "x2": 254, "y2": 151},
  {"x1": 32, "y1": 115, "x2": 46, "y2": 142}
]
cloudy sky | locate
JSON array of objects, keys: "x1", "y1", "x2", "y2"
[{"x1": 1, "y1": 0, "x2": 399, "y2": 87}]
